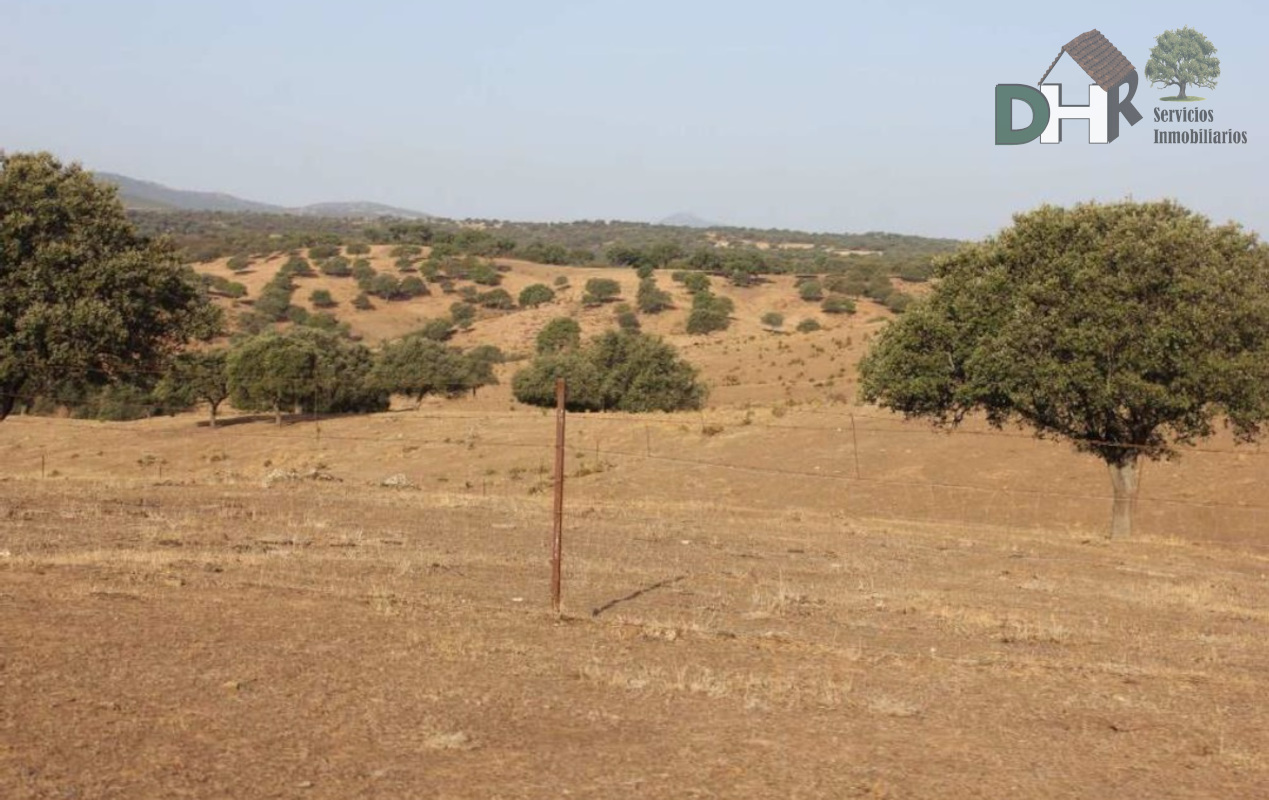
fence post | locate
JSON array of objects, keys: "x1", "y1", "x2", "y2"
[{"x1": 551, "y1": 378, "x2": 566, "y2": 613}]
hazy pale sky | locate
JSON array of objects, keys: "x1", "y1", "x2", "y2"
[{"x1": 2, "y1": 0, "x2": 1264, "y2": 238}]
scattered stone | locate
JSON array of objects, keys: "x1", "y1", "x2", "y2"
[
  {"x1": 262, "y1": 467, "x2": 341, "y2": 487},
  {"x1": 378, "y1": 473, "x2": 417, "y2": 490}
]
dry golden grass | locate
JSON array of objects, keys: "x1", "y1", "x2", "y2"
[{"x1": 2, "y1": 468, "x2": 1267, "y2": 798}]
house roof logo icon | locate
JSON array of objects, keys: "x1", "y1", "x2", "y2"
[{"x1": 1038, "y1": 30, "x2": 1136, "y2": 91}]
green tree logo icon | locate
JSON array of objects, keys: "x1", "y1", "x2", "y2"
[{"x1": 1145, "y1": 26, "x2": 1220, "y2": 102}]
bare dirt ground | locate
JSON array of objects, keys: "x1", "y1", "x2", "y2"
[{"x1": 2, "y1": 409, "x2": 1268, "y2": 798}]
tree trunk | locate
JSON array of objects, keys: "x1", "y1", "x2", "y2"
[
  {"x1": 1177, "y1": 82, "x2": 1187, "y2": 100},
  {"x1": 274, "y1": 402, "x2": 282, "y2": 426},
  {"x1": 0, "y1": 392, "x2": 15, "y2": 422},
  {"x1": 1107, "y1": 456, "x2": 1139, "y2": 540},
  {"x1": 208, "y1": 401, "x2": 219, "y2": 429}
]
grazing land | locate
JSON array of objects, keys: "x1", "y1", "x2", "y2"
[{"x1": 2, "y1": 243, "x2": 1268, "y2": 798}]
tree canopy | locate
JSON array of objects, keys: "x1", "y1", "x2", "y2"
[
  {"x1": 859, "y1": 200, "x2": 1269, "y2": 538},
  {"x1": 0, "y1": 151, "x2": 221, "y2": 419},
  {"x1": 1145, "y1": 27, "x2": 1220, "y2": 100},
  {"x1": 513, "y1": 330, "x2": 707, "y2": 412},
  {"x1": 227, "y1": 328, "x2": 385, "y2": 423}
]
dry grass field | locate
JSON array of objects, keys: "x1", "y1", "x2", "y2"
[{"x1": 3, "y1": 251, "x2": 1268, "y2": 798}]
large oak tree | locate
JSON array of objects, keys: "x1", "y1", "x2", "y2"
[
  {"x1": 859, "y1": 200, "x2": 1269, "y2": 539},
  {"x1": 0, "y1": 152, "x2": 220, "y2": 419}
]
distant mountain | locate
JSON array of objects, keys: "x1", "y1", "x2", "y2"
[
  {"x1": 93, "y1": 172, "x2": 432, "y2": 220},
  {"x1": 294, "y1": 201, "x2": 431, "y2": 220},
  {"x1": 659, "y1": 212, "x2": 718, "y2": 228},
  {"x1": 96, "y1": 172, "x2": 285, "y2": 214}
]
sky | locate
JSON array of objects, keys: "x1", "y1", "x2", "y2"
[{"x1": 1, "y1": 0, "x2": 1265, "y2": 239}]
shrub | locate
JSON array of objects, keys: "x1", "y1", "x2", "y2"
[
  {"x1": 519, "y1": 283, "x2": 557, "y2": 308},
  {"x1": 582, "y1": 277, "x2": 622, "y2": 305},
  {"x1": 469, "y1": 261, "x2": 502, "y2": 286},
  {"x1": 283, "y1": 255, "x2": 314, "y2": 277},
  {"x1": 761, "y1": 311, "x2": 784, "y2": 329},
  {"x1": 395, "y1": 257, "x2": 418, "y2": 272},
  {"x1": 319, "y1": 256, "x2": 352, "y2": 277},
  {"x1": 308, "y1": 244, "x2": 340, "y2": 259},
  {"x1": 553, "y1": 275, "x2": 570, "y2": 288},
  {"x1": 636, "y1": 277, "x2": 673, "y2": 314},
  {"x1": 884, "y1": 291, "x2": 911, "y2": 314},
  {"x1": 310, "y1": 289, "x2": 337, "y2": 308},
  {"x1": 616, "y1": 308, "x2": 641, "y2": 332},
  {"x1": 477, "y1": 288, "x2": 515, "y2": 310},
  {"x1": 400, "y1": 275, "x2": 429, "y2": 297},
  {"x1": 685, "y1": 291, "x2": 733, "y2": 335},
  {"x1": 227, "y1": 255, "x2": 252, "y2": 272},
  {"x1": 419, "y1": 317, "x2": 456, "y2": 341},
  {"x1": 797, "y1": 318, "x2": 822, "y2": 333},
  {"x1": 303, "y1": 311, "x2": 343, "y2": 332},
  {"x1": 635, "y1": 264, "x2": 655, "y2": 280},
  {"x1": 682, "y1": 272, "x2": 711, "y2": 294},
  {"x1": 821, "y1": 296, "x2": 856, "y2": 315},
  {"x1": 450, "y1": 302, "x2": 476, "y2": 329},
  {"x1": 799, "y1": 280, "x2": 824, "y2": 302},
  {"x1": 536, "y1": 317, "x2": 581, "y2": 354},
  {"x1": 352, "y1": 292, "x2": 374, "y2": 311},
  {"x1": 369, "y1": 274, "x2": 403, "y2": 300},
  {"x1": 345, "y1": 242, "x2": 371, "y2": 255},
  {"x1": 352, "y1": 260, "x2": 377, "y2": 286}
]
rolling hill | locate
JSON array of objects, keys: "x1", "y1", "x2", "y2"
[{"x1": 93, "y1": 172, "x2": 432, "y2": 219}]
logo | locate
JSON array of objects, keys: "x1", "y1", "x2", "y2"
[
  {"x1": 1145, "y1": 26, "x2": 1219, "y2": 102},
  {"x1": 996, "y1": 30, "x2": 1143, "y2": 144}
]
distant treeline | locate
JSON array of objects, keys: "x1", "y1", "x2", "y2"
[{"x1": 130, "y1": 211, "x2": 962, "y2": 282}]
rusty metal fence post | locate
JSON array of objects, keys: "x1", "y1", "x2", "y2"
[{"x1": 551, "y1": 378, "x2": 566, "y2": 613}]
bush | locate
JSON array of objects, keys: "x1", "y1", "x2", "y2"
[
  {"x1": 821, "y1": 296, "x2": 856, "y2": 315},
  {"x1": 797, "y1": 318, "x2": 822, "y2": 333},
  {"x1": 309, "y1": 244, "x2": 340, "y2": 259},
  {"x1": 685, "y1": 291, "x2": 733, "y2": 335},
  {"x1": 303, "y1": 311, "x2": 343, "y2": 332},
  {"x1": 553, "y1": 275, "x2": 570, "y2": 288},
  {"x1": 682, "y1": 272, "x2": 711, "y2": 294},
  {"x1": 519, "y1": 283, "x2": 557, "y2": 308},
  {"x1": 450, "y1": 302, "x2": 476, "y2": 329},
  {"x1": 352, "y1": 292, "x2": 374, "y2": 311},
  {"x1": 395, "y1": 257, "x2": 418, "y2": 273},
  {"x1": 400, "y1": 275, "x2": 429, "y2": 297},
  {"x1": 582, "y1": 277, "x2": 622, "y2": 305},
  {"x1": 469, "y1": 261, "x2": 502, "y2": 286},
  {"x1": 884, "y1": 291, "x2": 911, "y2": 314},
  {"x1": 513, "y1": 331, "x2": 706, "y2": 412},
  {"x1": 419, "y1": 317, "x2": 456, "y2": 341},
  {"x1": 345, "y1": 242, "x2": 371, "y2": 255},
  {"x1": 616, "y1": 308, "x2": 641, "y2": 332},
  {"x1": 799, "y1": 280, "x2": 825, "y2": 302},
  {"x1": 636, "y1": 277, "x2": 673, "y2": 314},
  {"x1": 536, "y1": 317, "x2": 581, "y2": 354},
  {"x1": 227, "y1": 255, "x2": 252, "y2": 272},
  {"x1": 369, "y1": 274, "x2": 403, "y2": 300},
  {"x1": 319, "y1": 256, "x2": 352, "y2": 277},
  {"x1": 310, "y1": 289, "x2": 337, "y2": 308},
  {"x1": 352, "y1": 260, "x2": 377, "y2": 286},
  {"x1": 635, "y1": 263, "x2": 655, "y2": 280},
  {"x1": 283, "y1": 255, "x2": 314, "y2": 277},
  {"x1": 477, "y1": 288, "x2": 515, "y2": 310},
  {"x1": 761, "y1": 311, "x2": 784, "y2": 329}
]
